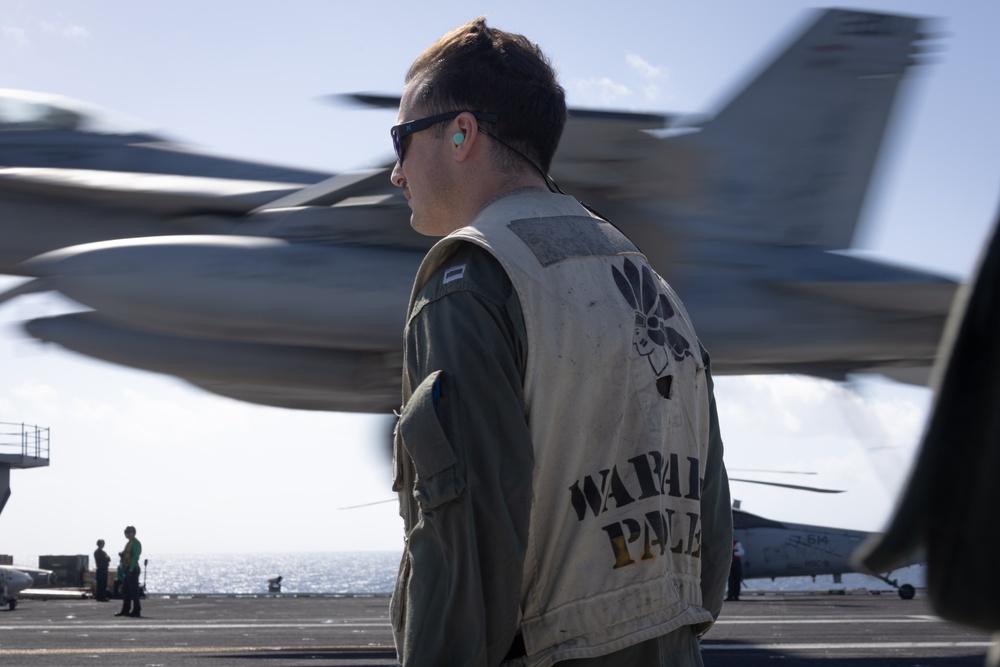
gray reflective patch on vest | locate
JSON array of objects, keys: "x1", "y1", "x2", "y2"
[
  {"x1": 442, "y1": 263, "x2": 467, "y2": 284},
  {"x1": 508, "y1": 216, "x2": 638, "y2": 266}
]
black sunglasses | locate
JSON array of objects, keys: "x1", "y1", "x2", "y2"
[{"x1": 391, "y1": 111, "x2": 498, "y2": 163}]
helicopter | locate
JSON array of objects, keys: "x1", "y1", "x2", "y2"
[{"x1": 732, "y1": 501, "x2": 922, "y2": 600}]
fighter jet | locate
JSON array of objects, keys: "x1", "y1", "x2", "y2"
[
  {"x1": 0, "y1": 565, "x2": 35, "y2": 610},
  {"x1": 0, "y1": 8, "x2": 957, "y2": 414}
]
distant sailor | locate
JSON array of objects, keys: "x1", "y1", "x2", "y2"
[
  {"x1": 114, "y1": 526, "x2": 142, "y2": 618},
  {"x1": 727, "y1": 539, "x2": 745, "y2": 601},
  {"x1": 94, "y1": 539, "x2": 111, "y2": 601}
]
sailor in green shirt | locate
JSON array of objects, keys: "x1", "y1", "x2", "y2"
[{"x1": 114, "y1": 525, "x2": 142, "y2": 618}]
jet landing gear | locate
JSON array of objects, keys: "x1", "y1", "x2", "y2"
[{"x1": 871, "y1": 573, "x2": 916, "y2": 599}]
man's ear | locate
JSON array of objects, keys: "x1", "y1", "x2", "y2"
[{"x1": 452, "y1": 112, "x2": 479, "y2": 162}]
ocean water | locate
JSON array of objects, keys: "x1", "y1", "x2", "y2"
[
  {"x1": 146, "y1": 551, "x2": 403, "y2": 595},
  {"x1": 18, "y1": 551, "x2": 402, "y2": 595},
  {"x1": 17, "y1": 551, "x2": 926, "y2": 596}
]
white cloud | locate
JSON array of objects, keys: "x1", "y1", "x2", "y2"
[
  {"x1": 569, "y1": 54, "x2": 671, "y2": 108},
  {"x1": 12, "y1": 380, "x2": 57, "y2": 401},
  {"x1": 40, "y1": 20, "x2": 91, "y2": 42},
  {"x1": 574, "y1": 77, "x2": 631, "y2": 107},
  {"x1": 2, "y1": 26, "x2": 29, "y2": 45},
  {"x1": 627, "y1": 53, "x2": 668, "y2": 102},
  {"x1": 626, "y1": 52, "x2": 662, "y2": 80},
  {"x1": 67, "y1": 395, "x2": 126, "y2": 423},
  {"x1": 63, "y1": 25, "x2": 91, "y2": 41},
  {"x1": 713, "y1": 374, "x2": 931, "y2": 530},
  {"x1": 717, "y1": 375, "x2": 929, "y2": 450},
  {"x1": 2, "y1": 19, "x2": 90, "y2": 47}
]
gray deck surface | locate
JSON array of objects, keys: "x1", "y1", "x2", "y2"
[{"x1": 0, "y1": 591, "x2": 992, "y2": 666}]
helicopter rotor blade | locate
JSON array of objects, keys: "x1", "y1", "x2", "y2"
[{"x1": 729, "y1": 477, "x2": 845, "y2": 494}]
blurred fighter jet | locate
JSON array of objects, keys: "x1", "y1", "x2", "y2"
[{"x1": 0, "y1": 8, "x2": 958, "y2": 414}]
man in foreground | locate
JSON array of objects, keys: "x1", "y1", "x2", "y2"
[{"x1": 389, "y1": 18, "x2": 731, "y2": 666}]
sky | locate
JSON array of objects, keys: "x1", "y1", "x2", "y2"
[{"x1": 0, "y1": 0, "x2": 998, "y2": 562}]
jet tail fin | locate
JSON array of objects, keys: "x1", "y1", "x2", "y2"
[{"x1": 686, "y1": 8, "x2": 934, "y2": 250}]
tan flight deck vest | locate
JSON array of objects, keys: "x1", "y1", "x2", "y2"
[{"x1": 400, "y1": 191, "x2": 715, "y2": 666}]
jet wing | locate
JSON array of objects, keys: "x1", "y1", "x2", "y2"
[
  {"x1": 778, "y1": 280, "x2": 956, "y2": 316},
  {"x1": 0, "y1": 167, "x2": 307, "y2": 215},
  {"x1": 25, "y1": 312, "x2": 401, "y2": 413},
  {"x1": 250, "y1": 167, "x2": 393, "y2": 212}
]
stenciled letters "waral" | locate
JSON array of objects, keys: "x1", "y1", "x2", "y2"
[{"x1": 568, "y1": 452, "x2": 703, "y2": 569}]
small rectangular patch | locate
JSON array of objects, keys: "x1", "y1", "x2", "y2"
[
  {"x1": 509, "y1": 216, "x2": 637, "y2": 266},
  {"x1": 442, "y1": 264, "x2": 467, "y2": 284}
]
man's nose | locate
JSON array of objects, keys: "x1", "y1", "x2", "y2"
[{"x1": 390, "y1": 162, "x2": 404, "y2": 187}]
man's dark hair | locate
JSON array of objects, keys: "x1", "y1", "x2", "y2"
[{"x1": 406, "y1": 17, "x2": 567, "y2": 174}]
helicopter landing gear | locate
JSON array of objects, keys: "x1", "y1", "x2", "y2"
[{"x1": 871, "y1": 572, "x2": 916, "y2": 599}]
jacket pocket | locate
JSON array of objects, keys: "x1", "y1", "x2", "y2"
[{"x1": 399, "y1": 370, "x2": 465, "y2": 510}]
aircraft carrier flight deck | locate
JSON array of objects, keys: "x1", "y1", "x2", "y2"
[{"x1": 0, "y1": 590, "x2": 991, "y2": 666}]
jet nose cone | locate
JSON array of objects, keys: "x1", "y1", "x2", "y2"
[{"x1": 3, "y1": 568, "x2": 33, "y2": 590}]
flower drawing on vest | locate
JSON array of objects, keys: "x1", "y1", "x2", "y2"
[{"x1": 612, "y1": 257, "x2": 693, "y2": 375}]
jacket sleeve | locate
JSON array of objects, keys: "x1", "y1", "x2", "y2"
[
  {"x1": 697, "y1": 346, "x2": 733, "y2": 625},
  {"x1": 397, "y1": 246, "x2": 532, "y2": 667}
]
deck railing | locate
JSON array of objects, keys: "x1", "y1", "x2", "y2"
[{"x1": 0, "y1": 421, "x2": 50, "y2": 461}]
